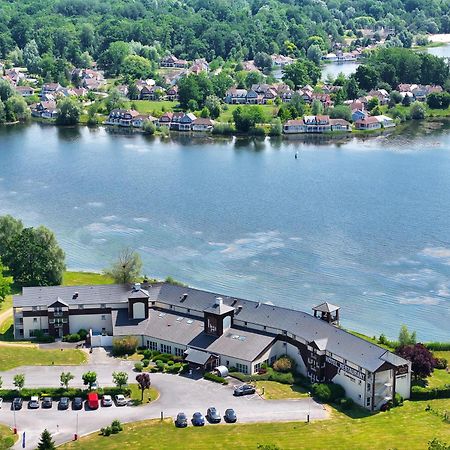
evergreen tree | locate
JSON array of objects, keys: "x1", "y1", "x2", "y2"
[{"x1": 37, "y1": 429, "x2": 56, "y2": 450}]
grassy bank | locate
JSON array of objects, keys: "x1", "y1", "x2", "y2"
[
  {"x1": 63, "y1": 271, "x2": 114, "y2": 286},
  {"x1": 61, "y1": 399, "x2": 450, "y2": 450},
  {"x1": 255, "y1": 380, "x2": 309, "y2": 399},
  {"x1": 0, "y1": 423, "x2": 16, "y2": 450}
]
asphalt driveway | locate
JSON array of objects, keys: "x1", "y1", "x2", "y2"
[{"x1": 0, "y1": 352, "x2": 328, "y2": 449}]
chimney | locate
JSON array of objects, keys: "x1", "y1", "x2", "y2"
[
  {"x1": 235, "y1": 305, "x2": 243, "y2": 315},
  {"x1": 133, "y1": 282, "x2": 141, "y2": 292},
  {"x1": 215, "y1": 297, "x2": 223, "y2": 307},
  {"x1": 72, "y1": 292, "x2": 79, "y2": 300},
  {"x1": 180, "y1": 293, "x2": 188, "y2": 303}
]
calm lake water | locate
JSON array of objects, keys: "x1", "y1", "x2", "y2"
[{"x1": 1, "y1": 122, "x2": 450, "y2": 341}]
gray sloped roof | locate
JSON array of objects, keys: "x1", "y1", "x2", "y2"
[
  {"x1": 185, "y1": 349, "x2": 212, "y2": 365},
  {"x1": 312, "y1": 302, "x2": 340, "y2": 313}
]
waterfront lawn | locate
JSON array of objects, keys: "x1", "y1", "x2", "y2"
[
  {"x1": 0, "y1": 346, "x2": 87, "y2": 371},
  {"x1": 63, "y1": 271, "x2": 114, "y2": 286},
  {"x1": 60, "y1": 399, "x2": 450, "y2": 450},
  {"x1": 129, "y1": 384, "x2": 159, "y2": 405},
  {"x1": 0, "y1": 423, "x2": 17, "y2": 449},
  {"x1": 255, "y1": 380, "x2": 309, "y2": 399},
  {"x1": 125, "y1": 100, "x2": 178, "y2": 115}
]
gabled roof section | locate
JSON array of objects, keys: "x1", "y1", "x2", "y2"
[
  {"x1": 128, "y1": 289, "x2": 150, "y2": 299},
  {"x1": 203, "y1": 302, "x2": 235, "y2": 316},
  {"x1": 47, "y1": 297, "x2": 68, "y2": 308},
  {"x1": 312, "y1": 302, "x2": 340, "y2": 313}
]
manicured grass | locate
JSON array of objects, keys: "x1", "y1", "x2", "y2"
[
  {"x1": 61, "y1": 399, "x2": 450, "y2": 450},
  {"x1": 428, "y1": 369, "x2": 450, "y2": 388},
  {"x1": 346, "y1": 329, "x2": 395, "y2": 351},
  {"x1": 128, "y1": 384, "x2": 159, "y2": 405},
  {"x1": 0, "y1": 423, "x2": 17, "y2": 449},
  {"x1": 0, "y1": 316, "x2": 13, "y2": 341},
  {"x1": 125, "y1": 100, "x2": 178, "y2": 115},
  {"x1": 255, "y1": 380, "x2": 309, "y2": 399},
  {"x1": 63, "y1": 271, "x2": 114, "y2": 286},
  {"x1": 0, "y1": 346, "x2": 87, "y2": 371},
  {"x1": 0, "y1": 295, "x2": 12, "y2": 314}
]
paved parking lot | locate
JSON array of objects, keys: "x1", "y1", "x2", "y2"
[{"x1": 0, "y1": 353, "x2": 328, "y2": 449}]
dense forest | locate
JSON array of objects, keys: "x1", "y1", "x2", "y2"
[{"x1": 1, "y1": 0, "x2": 450, "y2": 65}]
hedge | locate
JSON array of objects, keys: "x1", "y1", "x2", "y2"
[
  {"x1": 411, "y1": 385, "x2": 450, "y2": 400},
  {"x1": 0, "y1": 386, "x2": 131, "y2": 401},
  {"x1": 425, "y1": 342, "x2": 450, "y2": 351},
  {"x1": 204, "y1": 372, "x2": 228, "y2": 384},
  {"x1": 311, "y1": 383, "x2": 346, "y2": 403}
]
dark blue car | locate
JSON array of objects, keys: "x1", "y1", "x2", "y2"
[{"x1": 192, "y1": 412, "x2": 205, "y2": 426}]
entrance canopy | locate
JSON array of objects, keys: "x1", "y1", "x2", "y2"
[{"x1": 185, "y1": 348, "x2": 212, "y2": 365}]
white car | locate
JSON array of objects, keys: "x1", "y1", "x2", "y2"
[
  {"x1": 115, "y1": 394, "x2": 127, "y2": 406},
  {"x1": 28, "y1": 396, "x2": 40, "y2": 409},
  {"x1": 102, "y1": 395, "x2": 113, "y2": 407}
]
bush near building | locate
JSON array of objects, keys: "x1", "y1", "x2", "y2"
[
  {"x1": 112, "y1": 336, "x2": 139, "y2": 356},
  {"x1": 273, "y1": 356, "x2": 296, "y2": 373},
  {"x1": 311, "y1": 382, "x2": 345, "y2": 403}
]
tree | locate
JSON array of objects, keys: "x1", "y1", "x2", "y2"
[
  {"x1": 396, "y1": 344, "x2": 435, "y2": 380},
  {"x1": 7, "y1": 226, "x2": 66, "y2": 286},
  {"x1": 367, "y1": 97, "x2": 379, "y2": 111},
  {"x1": 142, "y1": 120, "x2": 156, "y2": 135},
  {"x1": 398, "y1": 325, "x2": 417, "y2": 347},
  {"x1": 99, "y1": 41, "x2": 131, "y2": 76},
  {"x1": 402, "y1": 95, "x2": 412, "y2": 106},
  {"x1": 23, "y1": 39, "x2": 41, "y2": 74},
  {"x1": 0, "y1": 258, "x2": 12, "y2": 304},
  {"x1": 307, "y1": 44, "x2": 322, "y2": 65},
  {"x1": 5, "y1": 96, "x2": 30, "y2": 122},
  {"x1": 345, "y1": 77, "x2": 359, "y2": 100},
  {"x1": 37, "y1": 429, "x2": 56, "y2": 450},
  {"x1": 82, "y1": 371, "x2": 97, "y2": 389},
  {"x1": 428, "y1": 438, "x2": 450, "y2": 450},
  {"x1": 390, "y1": 90, "x2": 402, "y2": 104},
  {"x1": 56, "y1": 97, "x2": 80, "y2": 125},
  {"x1": 60, "y1": 372, "x2": 74, "y2": 389},
  {"x1": 136, "y1": 373, "x2": 151, "y2": 401},
  {"x1": 283, "y1": 60, "x2": 320, "y2": 88},
  {"x1": 329, "y1": 105, "x2": 351, "y2": 122},
  {"x1": 112, "y1": 371, "x2": 129, "y2": 390},
  {"x1": 104, "y1": 248, "x2": 142, "y2": 284},
  {"x1": 311, "y1": 99, "x2": 323, "y2": 115},
  {"x1": 410, "y1": 102, "x2": 426, "y2": 120},
  {"x1": 233, "y1": 105, "x2": 264, "y2": 132},
  {"x1": 105, "y1": 89, "x2": 126, "y2": 113},
  {"x1": 398, "y1": 30, "x2": 413, "y2": 48},
  {"x1": 13, "y1": 373, "x2": 25, "y2": 391},
  {"x1": 121, "y1": 55, "x2": 152, "y2": 82},
  {"x1": 355, "y1": 65, "x2": 379, "y2": 91},
  {"x1": 204, "y1": 95, "x2": 221, "y2": 119},
  {"x1": 254, "y1": 52, "x2": 272, "y2": 72},
  {"x1": 0, "y1": 215, "x2": 23, "y2": 258},
  {"x1": 0, "y1": 80, "x2": 14, "y2": 102}
]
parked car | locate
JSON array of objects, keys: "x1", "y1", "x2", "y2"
[
  {"x1": 101, "y1": 395, "x2": 113, "y2": 407},
  {"x1": 12, "y1": 397, "x2": 23, "y2": 410},
  {"x1": 175, "y1": 412, "x2": 188, "y2": 428},
  {"x1": 192, "y1": 412, "x2": 205, "y2": 426},
  {"x1": 87, "y1": 392, "x2": 99, "y2": 409},
  {"x1": 72, "y1": 397, "x2": 83, "y2": 410},
  {"x1": 115, "y1": 394, "x2": 127, "y2": 406},
  {"x1": 0, "y1": 397, "x2": 3, "y2": 409},
  {"x1": 91, "y1": 381, "x2": 99, "y2": 390},
  {"x1": 58, "y1": 397, "x2": 69, "y2": 410},
  {"x1": 233, "y1": 384, "x2": 255, "y2": 396},
  {"x1": 206, "y1": 407, "x2": 221, "y2": 423},
  {"x1": 224, "y1": 408, "x2": 237, "y2": 423},
  {"x1": 28, "y1": 396, "x2": 40, "y2": 409},
  {"x1": 42, "y1": 397, "x2": 53, "y2": 409}
]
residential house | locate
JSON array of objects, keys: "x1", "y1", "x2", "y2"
[
  {"x1": 224, "y1": 87, "x2": 248, "y2": 104},
  {"x1": 189, "y1": 59, "x2": 209, "y2": 74},
  {"x1": 368, "y1": 89, "x2": 390, "y2": 105},
  {"x1": 116, "y1": 85, "x2": 129, "y2": 97},
  {"x1": 354, "y1": 116, "x2": 382, "y2": 130},
  {"x1": 374, "y1": 115, "x2": 396, "y2": 128},
  {"x1": 160, "y1": 54, "x2": 189, "y2": 69},
  {"x1": 178, "y1": 113, "x2": 197, "y2": 131},
  {"x1": 41, "y1": 83, "x2": 62, "y2": 97},
  {"x1": 68, "y1": 87, "x2": 88, "y2": 97},
  {"x1": 169, "y1": 112, "x2": 185, "y2": 130},
  {"x1": 271, "y1": 54, "x2": 295, "y2": 67},
  {"x1": 283, "y1": 119, "x2": 306, "y2": 134},
  {"x1": 106, "y1": 109, "x2": 140, "y2": 127},
  {"x1": 158, "y1": 112, "x2": 174, "y2": 127},
  {"x1": 31, "y1": 100, "x2": 58, "y2": 119},
  {"x1": 139, "y1": 85, "x2": 164, "y2": 101},
  {"x1": 132, "y1": 114, "x2": 158, "y2": 128},
  {"x1": 351, "y1": 109, "x2": 368, "y2": 122},
  {"x1": 15, "y1": 86, "x2": 34, "y2": 97},
  {"x1": 192, "y1": 118, "x2": 214, "y2": 132},
  {"x1": 166, "y1": 86, "x2": 178, "y2": 101},
  {"x1": 329, "y1": 118, "x2": 352, "y2": 131}
]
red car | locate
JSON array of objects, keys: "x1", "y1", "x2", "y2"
[{"x1": 87, "y1": 393, "x2": 99, "y2": 410}]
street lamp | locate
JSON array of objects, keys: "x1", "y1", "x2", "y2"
[
  {"x1": 13, "y1": 405, "x2": 17, "y2": 434},
  {"x1": 307, "y1": 391, "x2": 311, "y2": 423}
]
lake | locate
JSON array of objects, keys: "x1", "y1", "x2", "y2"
[{"x1": 0, "y1": 122, "x2": 450, "y2": 341}]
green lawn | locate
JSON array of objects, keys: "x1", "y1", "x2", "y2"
[
  {"x1": 0, "y1": 423, "x2": 17, "y2": 449},
  {"x1": 0, "y1": 295, "x2": 12, "y2": 314},
  {"x1": 255, "y1": 380, "x2": 309, "y2": 399},
  {"x1": 61, "y1": 399, "x2": 450, "y2": 450},
  {"x1": 427, "y1": 351, "x2": 450, "y2": 388},
  {"x1": 63, "y1": 271, "x2": 114, "y2": 286},
  {"x1": 0, "y1": 346, "x2": 87, "y2": 371},
  {"x1": 129, "y1": 384, "x2": 159, "y2": 406},
  {"x1": 125, "y1": 100, "x2": 178, "y2": 115}
]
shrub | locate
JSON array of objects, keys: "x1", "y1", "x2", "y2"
[
  {"x1": 426, "y1": 342, "x2": 450, "y2": 351},
  {"x1": 134, "y1": 362, "x2": 143, "y2": 372},
  {"x1": 434, "y1": 358, "x2": 448, "y2": 370},
  {"x1": 101, "y1": 426, "x2": 112, "y2": 436},
  {"x1": 312, "y1": 383, "x2": 345, "y2": 403},
  {"x1": 393, "y1": 392, "x2": 404, "y2": 407},
  {"x1": 63, "y1": 333, "x2": 81, "y2": 343},
  {"x1": 212, "y1": 123, "x2": 235, "y2": 135},
  {"x1": 33, "y1": 330, "x2": 55, "y2": 343},
  {"x1": 273, "y1": 356, "x2": 296, "y2": 373},
  {"x1": 78, "y1": 329, "x2": 88, "y2": 340},
  {"x1": 268, "y1": 371, "x2": 294, "y2": 385},
  {"x1": 204, "y1": 372, "x2": 228, "y2": 384},
  {"x1": 166, "y1": 363, "x2": 182, "y2": 374},
  {"x1": 180, "y1": 363, "x2": 190, "y2": 374},
  {"x1": 339, "y1": 397, "x2": 354, "y2": 410},
  {"x1": 112, "y1": 336, "x2": 139, "y2": 356},
  {"x1": 111, "y1": 419, "x2": 123, "y2": 434},
  {"x1": 142, "y1": 359, "x2": 150, "y2": 368},
  {"x1": 411, "y1": 385, "x2": 450, "y2": 400}
]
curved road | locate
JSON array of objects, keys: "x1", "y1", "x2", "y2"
[{"x1": 0, "y1": 351, "x2": 328, "y2": 449}]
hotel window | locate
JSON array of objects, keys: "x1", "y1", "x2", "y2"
[
  {"x1": 32, "y1": 306, "x2": 37, "y2": 311},
  {"x1": 236, "y1": 363, "x2": 248, "y2": 374},
  {"x1": 78, "y1": 304, "x2": 84, "y2": 310},
  {"x1": 147, "y1": 341, "x2": 158, "y2": 351},
  {"x1": 175, "y1": 348, "x2": 184, "y2": 357},
  {"x1": 33, "y1": 318, "x2": 38, "y2": 323},
  {"x1": 254, "y1": 363, "x2": 261, "y2": 372},
  {"x1": 366, "y1": 398, "x2": 371, "y2": 407},
  {"x1": 101, "y1": 304, "x2": 106, "y2": 309},
  {"x1": 101, "y1": 315, "x2": 106, "y2": 320},
  {"x1": 161, "y1": 344, "x2": 172, "y2": 354}
]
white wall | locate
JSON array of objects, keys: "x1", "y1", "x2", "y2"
[
  {"x1": 69, "y1": 314, "x2": 112, "y2": 334},
  {"x1": 395, "y1": 373, "x2": 411, "y2": 399},
  {"x1": 331, "y1": 371, "x2": 366, "y2": 407},
  {"x1": 22, "y1": 316, "x2": 49, "y2": 339},
  {"x1": 284, "y1": 342, "x2": 308, "y2": 376}
]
